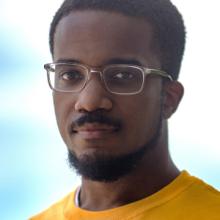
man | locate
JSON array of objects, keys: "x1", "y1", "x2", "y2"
[{"x1": 31, "y1": 0, "x2": 220, "y2": 219}]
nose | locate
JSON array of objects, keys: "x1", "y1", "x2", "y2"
[{"x1": 74, "y1": 73, "x2": 113, "y2": 112}]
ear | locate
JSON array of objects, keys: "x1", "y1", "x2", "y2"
[{"x1": 162, "y1": 81, "x2": 184, "y2": 119}]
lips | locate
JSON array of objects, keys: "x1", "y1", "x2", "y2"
[{"x1": 73, "y1": 123, "x2": 119, "y2": 140}]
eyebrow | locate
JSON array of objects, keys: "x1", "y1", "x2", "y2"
[
  {"x1": 55, "y1": 58, "x2": 82, "y2": 64},
  {"x1": 55, "y1": 58, "x2": 143, "y2": 66},
  {"x1": 104, "y1": 58, "x2": 143, "y2": 66}
]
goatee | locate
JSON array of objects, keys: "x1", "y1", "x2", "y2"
[{"x1": 68, "y1": 120, "x2": 161, "y2": 182}]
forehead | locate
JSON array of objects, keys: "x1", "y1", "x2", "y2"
[{"x1": 54, "y1": 10, "x2": 160, "y2": 68}]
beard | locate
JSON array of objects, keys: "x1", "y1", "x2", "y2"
[{"x1": 67, "y1": 112, "x2": 162, "y2": 183}]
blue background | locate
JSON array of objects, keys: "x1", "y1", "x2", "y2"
[{"x1": 0, "y1": 1, "x2": 219, "y2": 219}]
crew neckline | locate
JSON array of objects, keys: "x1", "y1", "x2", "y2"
[{"x1": 64, "y1": 171, "x2": 196, "y2": 219}]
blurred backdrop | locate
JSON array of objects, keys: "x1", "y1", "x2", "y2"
[{"x1": 0, "y1": 0, "x2": 219, "y2": 219}]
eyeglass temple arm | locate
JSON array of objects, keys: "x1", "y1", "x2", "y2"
[
  {"x1": 44, "y1": 64, "x2": 54, "y2": 72},
  {"x1": 143, "y1": 68, "x2": 173, "y2": 81}
]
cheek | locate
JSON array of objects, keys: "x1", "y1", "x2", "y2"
[
  {"x1": 53, "y1": 93, "x2": 75, "y2": 141},
  {"x1": 125, "y1": 102, "x2": 157, "y2": 131},
  {"x1": 118, "y1": 90, "x2": 162, "y2": 146}
]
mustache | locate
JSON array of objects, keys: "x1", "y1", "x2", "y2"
[{"x1": 71, "y1": 111, "x2": 122, "y2": 130}]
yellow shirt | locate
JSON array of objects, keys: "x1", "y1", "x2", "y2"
[{"x1": 30, "y1": 171, "x2": 220, "y2": 220}]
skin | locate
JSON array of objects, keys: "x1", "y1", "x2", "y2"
[{"x1": 53, "y1": 10, "x2": 184, "y2": 211}]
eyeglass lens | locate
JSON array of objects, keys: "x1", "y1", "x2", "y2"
[{"x1": 48, "y1": 64, "x2": 144, "y2": 93}]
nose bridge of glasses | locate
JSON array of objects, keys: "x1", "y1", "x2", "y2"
[
  {"x1": 82, "y1": 68, "x2": 108, "y2": 94},
  {"x1": 88, "y1": 68, "x2": 103, "y2": 81}
]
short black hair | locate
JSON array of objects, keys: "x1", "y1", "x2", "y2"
[{"x1": 49, "y1": 0, "x2": 186, "y2": 80}]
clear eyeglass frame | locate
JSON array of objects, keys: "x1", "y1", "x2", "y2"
[{"x1": 44, "y1": 62, "x2": 173, "y2": 95}]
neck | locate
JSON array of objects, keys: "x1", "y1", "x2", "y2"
[{"x1": 79, "y1": 121, "x2": 179, "y2": 211}]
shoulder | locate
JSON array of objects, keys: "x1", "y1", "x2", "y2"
[
  {"x1": 29, "y1": 190, "x2": 75, "y2": 220},
  {"x1": 180, "y1": 173, "x2": 220, "y2": 214},
  {"x1": 187, "y1": 174, "x2": 220, "y2": 200}
]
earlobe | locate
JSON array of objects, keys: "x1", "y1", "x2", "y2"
[{"x1": 162, "y1": 81, "x2": 184, "y2": 119}]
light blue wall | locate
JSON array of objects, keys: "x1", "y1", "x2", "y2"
[{"x1": 0, "y1": 1, "x2": 219, "y2": 219}]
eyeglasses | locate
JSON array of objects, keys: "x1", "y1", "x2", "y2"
[{"x1": 44, "y1": 62, "x2": 173, "y2": 95}]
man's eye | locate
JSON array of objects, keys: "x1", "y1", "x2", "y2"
[
  {"x1": 60, "y1": 71, "x2": 84, "y2": 81},
  {"x1": 113, "y1": 72, "x2": 135, "y2": 80}
]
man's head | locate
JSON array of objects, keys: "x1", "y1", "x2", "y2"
[
  {"x1": 50, "y1": 0, "x2": 186, "y2": 80},
  {"x1": 48, "y1": 0, "x2": 185, "y2": 182}
]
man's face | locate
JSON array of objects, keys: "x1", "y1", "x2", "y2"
[{"x1": 53, "y1": 10, "x2": 164, "y2": 181}]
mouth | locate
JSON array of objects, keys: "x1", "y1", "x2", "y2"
[{"x1": 72, "y1": 123, "x2": 120, "y2": 140}]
